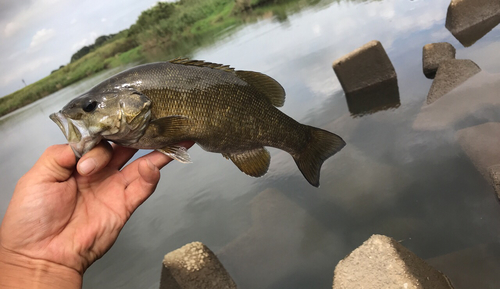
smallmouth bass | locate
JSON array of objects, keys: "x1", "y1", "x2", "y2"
[{"x1": 50, "y1": 59, "x2": 345, "y2": 187}]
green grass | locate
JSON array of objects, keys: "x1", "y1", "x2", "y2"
[
  {"x1": 0, "y1": 0, "x2": 334, "y2": 118},
  {"x1": 0, "y1": 37, "x2": 140, "y2": 116},
  {"x1": 190, "y1": 1, "x2": 237, "y2": 35},
  {"x1": 105, "y1": 46, "x2": 144, "y2": 68}
]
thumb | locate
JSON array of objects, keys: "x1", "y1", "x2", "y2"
[{"x1": 31, "y1": 144, "x2": 77, "y2": 182}]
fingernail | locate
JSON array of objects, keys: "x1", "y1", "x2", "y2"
[
  {"x1": 146, "y1": 159, "x2": 156, "y2": 171},
  {"x1": 79, "y1": 158, "x2": 96, "y2": 175}
]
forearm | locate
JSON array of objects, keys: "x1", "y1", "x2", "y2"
[{"x1": 0, "y1": 247, "x2": 82, "y2": 289}]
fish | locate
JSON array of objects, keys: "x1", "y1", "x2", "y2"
[{"x1": 50, "y1": 59, "x2": 345, "y2": 187}]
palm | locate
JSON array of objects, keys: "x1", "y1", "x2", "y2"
[{"x1": 0, "y1": 143, "x2": 179, "y2": 274}]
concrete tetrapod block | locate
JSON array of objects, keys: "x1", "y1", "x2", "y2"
[
  {"x1": 489, "y1": 165, "x2": 500, "y2": 200},
  {"x1": 455, "y1": 122, "x2": 500, "y2": 184},
  {"x1": 333, "y1": 40, "x2": 397, "y2": 94},
  {"x1": 160, "y1": 242, "x2": 237, "y2": 289},
  {"x1": 446, "y1": 0, "x2": 500, "y2": 47},
  {"x1": 427, "y1": 59, "x2": 480, "y2": 104},
  {"x1": 332, "y1": 235, "x2": 454, "y2": 289},
  {"x1": 422, "y1": 43, "x2": 456, "y2": 79}
]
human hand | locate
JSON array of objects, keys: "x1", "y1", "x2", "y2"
[{"x1": 0, "y1": 142, "x2": 192, "y2": 288}]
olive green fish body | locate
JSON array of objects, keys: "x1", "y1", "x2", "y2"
[{"x1": 50, "y1": 59, "x2": 345, "y2": 186}]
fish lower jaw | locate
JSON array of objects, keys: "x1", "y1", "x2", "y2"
[
  {"x1": 69, "y1": 135, "x2": 102, "y2": 158},
  {"x1": 50, "y1": 112, "x2": 102, "y2": 158}
]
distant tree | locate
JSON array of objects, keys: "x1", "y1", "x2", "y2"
[
  {"x1": 71, "y1": 45, "x2": 93, "y2": 63},
  {"x1": 129, "y1": 2, "x2": 176, "y2": 36},
  {"x1": 94, "y1": 33, "x2": 116, "y2": 47},
  {"x1": 94, "y1": 35, "x2": 110, "y2": 47}
]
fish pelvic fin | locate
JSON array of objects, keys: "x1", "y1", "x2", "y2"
[
  {"x1": 236, "y1": 71, "x2": 286, "y2": 107},
  {"x1": 293, "y1": 126, "x2": 346, "y2": 187},
  {"x1": 157, "y1": 145, "x2": 192, "y2": 163},
  {"x1": 223, "y1": 147, "x2": 271, "y2": 177}
]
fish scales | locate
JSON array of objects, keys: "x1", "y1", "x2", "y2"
[
  {"x1": 50, "y1": 59, "x2": 345, "y2": 187},
  {"x1": 111, "y1": 62, "x2": 309, "y2": 153}
]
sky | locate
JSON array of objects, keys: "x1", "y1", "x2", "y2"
[{"x1": 0, "y1": 0, "x2": 167, "y2": 97}]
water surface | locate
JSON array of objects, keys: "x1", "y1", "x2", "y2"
[{"x1": 1, "y1": 0, "x2": 500, "y2": 288}]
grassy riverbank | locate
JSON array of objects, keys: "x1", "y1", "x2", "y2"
[{"x1": 0, "y1": 0, "x2": 328, "y2": 117}]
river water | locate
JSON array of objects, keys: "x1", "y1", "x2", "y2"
[{"x1": 1, "y1": 0, "x2": 500, "y2": 288}]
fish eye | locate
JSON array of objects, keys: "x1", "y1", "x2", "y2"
[{"x1": 83, "y1": 101, "x2": 98, "y2": 112}]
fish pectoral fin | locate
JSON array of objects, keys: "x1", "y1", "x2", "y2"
[
  {"x1": 236, "y1": 71, "x2": 286, "y2": 107},
  {"x1": 223, "y1": 148, "x2": 270, "y2": 177},
  {"x1": 157, "y1": 145, "x2": 192, "y2": 163},
  {"x1": 149, "y1": 116, "x2": 192, "y2": 136}
]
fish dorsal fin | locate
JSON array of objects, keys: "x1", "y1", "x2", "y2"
[
  {"x1": 236, "y1": 71, "x2": 286, "y2": 107},
  {"x1": 169, "y1": 58, "x2": 235, "y2": 73},
  {"x1": 169, "y1": 58, "x2": 286, "y2": 107},
  {"x1": 223, "y1": 148, "x2": 270, "y2": 177}
]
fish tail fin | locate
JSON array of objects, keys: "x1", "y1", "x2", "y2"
[{"x1": 293, "y1": 126, "x2": 345, "y2": 187}]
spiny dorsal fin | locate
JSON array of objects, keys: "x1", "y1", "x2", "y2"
[
  {"x1": 236, "y1": 71, "x2": 286, "y2": 107},
  {"x1": 169, "y1": 58, "x2": 235, "y2": 73},
  {"x1": 169, "y1": 58, "x2": 285, "y2": 106},
  {"x1": 223, "y1": 147, "x2": 271, "y2": 177}
]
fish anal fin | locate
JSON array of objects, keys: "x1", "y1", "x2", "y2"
[
  {"x1": 149, "y1": 116, "x2": 192, "y2": 137},
  {"x1": 223, "y1": 148, "x2": 271, "y2": 177},
  {"x1": 236, "y1": 71, "x2": 286, "y2": 107},
  {"x1": 157, "y1": 145, "x2": 191, "y2": 163}
]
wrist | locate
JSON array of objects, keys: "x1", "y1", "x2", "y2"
[{"x1": 0, "y1": 246, "x2": 82, "y2": 289}]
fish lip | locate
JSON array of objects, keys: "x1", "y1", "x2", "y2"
[
  {"x1": 50, "y1": 112, "x2": 69, "y2": 140},
  {"x1": 49, "y1": 111, "x2": 101, "y2": 158}
]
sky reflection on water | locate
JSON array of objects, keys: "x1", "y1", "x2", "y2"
[{"x1": 1, "y1": 0, "x2": 500, "y2": 288}]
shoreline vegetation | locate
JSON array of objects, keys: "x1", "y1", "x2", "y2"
[{"x1": 0, "y1": 0, "x2": 328, "y2": 117}]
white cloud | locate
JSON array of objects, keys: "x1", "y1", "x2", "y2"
[
  {"x1": 29, "y1": 28, "x2": 55, "y2": 50},
  {"x1": 71, "y1": 18, "x2": 77, "y2": 25},
  {"x1": 71, "y1": 32, "x2": 99, "y2": 52},
  {"x1": 1, "y1": 57, "x2": 53, "y2": 86},
  {"x1": 2, "y1": 0, "x2": 63, "y2": 37},
  {"x1": 4, "y1": 21, "x2": 21, "y2": 37},
  {"x1": 72, "y1": 38, "x2": 90, "y2": 52},
  {"x1": 101, "y1": 18, "x2": 107, "y2": 22}
]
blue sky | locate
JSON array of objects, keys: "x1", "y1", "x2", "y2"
[{"x1": 0, "y1": 0, "x2": 169, "y2": 97}]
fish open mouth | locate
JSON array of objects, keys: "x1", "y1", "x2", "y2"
[{"x1": 50, "y1": 112, "x2": 102, "y2": 158}]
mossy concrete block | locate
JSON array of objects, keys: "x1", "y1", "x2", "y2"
[
  {"x1": 456, "y1": 122, "x2": 500, "y2": 185},
  {"x1": 427, "y1": 59, "x2": 480, "y2": 104},
  {"x1": 446, "y1": 0, "x2": 500, "y2": 47},
  {"x1": 422, "y1": 42, "x2": 456, "y2": 79},
  {"x1": 333, "y1": 40, "x2": 397, "y2": 94},
  {"x1": 160, "y1": 242, "x2": 237, "y2": 289},
  {"x1": 332, "y1": 235, "x2": 454, "y2": 289}
]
